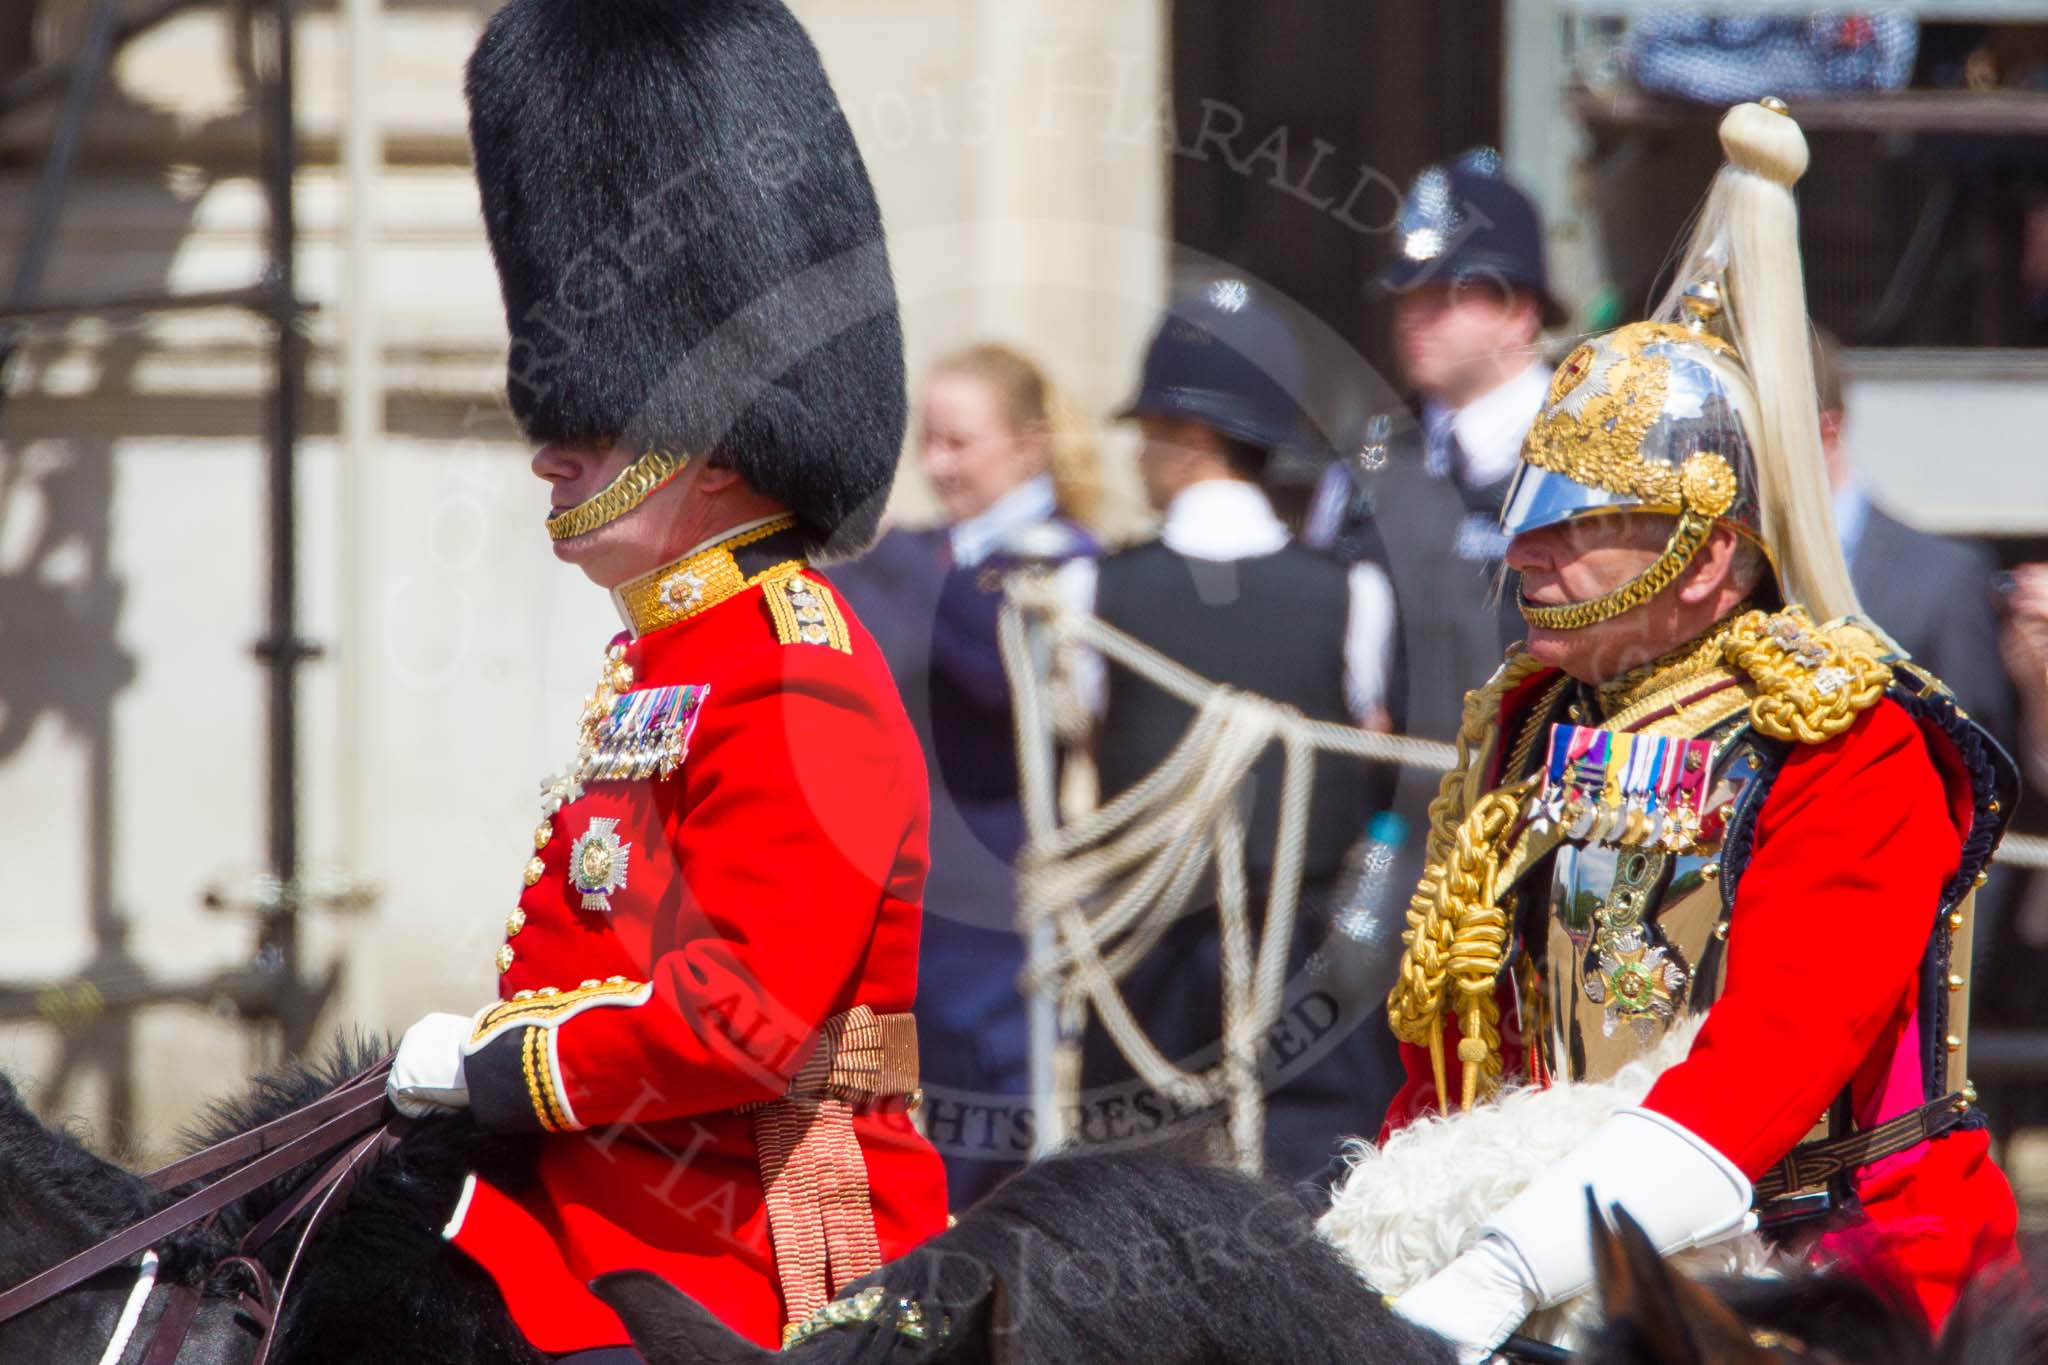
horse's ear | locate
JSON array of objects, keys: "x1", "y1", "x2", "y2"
[
  {"x1": 1607, "y1": 1203, "x2": 1767, "y2": 1364},
  {"x1": 590, "y1": 1271, "x2": 776, "y2": 1365},
  {"x1": 1590, "y1": 1187, "x2": 1635, "y2": 1322}
]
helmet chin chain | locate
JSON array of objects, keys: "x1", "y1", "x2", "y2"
[
  {"x1": 1516, "y1": 508, "x2": 1715, "y2": 632},
  {"x1": 1516, "y1": 448, "x2": 1740, "y2": 632},
  {"x1": 546, "y1": 448, "x2": 690, "y2": 542}
]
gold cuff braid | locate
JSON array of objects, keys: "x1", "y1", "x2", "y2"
[{"x1": 546, "y1": 448, "x2": 689, "y2": 542}]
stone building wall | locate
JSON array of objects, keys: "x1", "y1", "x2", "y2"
[{"x1": 0, "y1": 0, "x2": 1166, "y2": 1157}]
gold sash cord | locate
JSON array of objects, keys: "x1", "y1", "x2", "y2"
[
  {"x1": 746, "y1": 1006, "x2": 920, "y2": 1341},
  {"x1": 1386, "y1": 654, "x2": 1554, "y2": 1112}
]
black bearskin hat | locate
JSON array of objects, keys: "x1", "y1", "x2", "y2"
[{"x1": 465, "y1": 0, "x2": 904, "y2": 554}]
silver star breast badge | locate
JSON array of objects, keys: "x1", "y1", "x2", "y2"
[
  {"x1": 568, "y1": 816, "x2": 631, "y2": 913},
  {"x1": 657, "y1": 569, "x2": 707, "y2": 615}
]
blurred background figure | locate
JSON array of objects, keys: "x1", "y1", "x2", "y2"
[
  {"x1": 1811, "y1": 326, "x2": 2026, "y2": 1021},
  {"x1": 832, "y1": 343, "x2": 1099, "y2": 1208},
  {"x1": 1984, "y1": 562, "x2": 2048, "y2": 1141},
  {"x1": 1060, "y1": 281, "x2": 1399, "y2": 1183},
  {"x1": 1303, "y1": 153, "x2": 1560, "y2": 894},
  {"x1": 2004, "y1": 566, "x2": 2048, "y2": 801},
  {"x1": 1814, "y1": 328, "x2": 2014, "y2": 737}
]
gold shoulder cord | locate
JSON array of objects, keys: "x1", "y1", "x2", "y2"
[
  {"x1": 1386, "y1": 652, "x2": 1551, "y2": 1112},
  {"x1": 1721, "y1": 607, "x2": 1892, "y2": 744}
]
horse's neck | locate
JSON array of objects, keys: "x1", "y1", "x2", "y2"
[
  {"x1": 0, "y1": 1078, "x2": 150, "y2": 1280},
  {"x1": 0, "y1": 1089, "x2": 256, "y2": 1363},
  {"x1": 0, "y1": 1267, "x2": 257, "y2": 1365}
]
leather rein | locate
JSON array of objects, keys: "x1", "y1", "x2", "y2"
[{"x1": 0, "y1": 1058, "x2": 405, "y2": 1365}]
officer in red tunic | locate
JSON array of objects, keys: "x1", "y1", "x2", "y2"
[
  {"x1": 1375, "y1": 103, "x2": 2020, "y2": 1361},
  {"x1": 380, "y1": 1, "x2": 949, "y2": 1356}
]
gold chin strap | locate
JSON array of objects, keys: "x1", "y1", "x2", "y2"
[
  {"x1": 546, "y1": 448, "x2": 689, "y2": 542},
  {"x1": 1517, "y1": 508, "x2": 1715, "y2": 632},
  {"x1": 1516, "y1": 449, "x2": 1737, "y2": 633}
]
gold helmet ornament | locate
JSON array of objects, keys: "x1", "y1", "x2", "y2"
[{"x1": 1501, "y1": 100, "x2": 1861, "y2": 632}]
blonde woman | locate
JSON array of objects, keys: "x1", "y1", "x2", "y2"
[{"x1": 833, "y1": 343, "x2": 1100, "y2": 1207}]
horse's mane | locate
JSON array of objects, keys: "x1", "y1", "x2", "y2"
[
  {"x1": 3, "y1": 1037, "x2": 541, "y2": 1362},
  {"x1": 181, "y1": 1033, "x2": 393, "y2": 1153},
  {"x1": 109, "y1": 1033, "x2": 401, "y2": 1281},
  {"x1": 863, "y1": 1153, "x2": 1447, "y2": 1364},
  {"x1": 181, "y1": 1035, "x2": 539, "y2": 1363},
  {"x1": 0, "y1": 1072, "x2": 160, "y2": 1250}
]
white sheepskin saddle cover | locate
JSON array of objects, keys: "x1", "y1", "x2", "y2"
[{"x1": 1316, "y1": 1016, "x2": 1774, "y2": 1345}]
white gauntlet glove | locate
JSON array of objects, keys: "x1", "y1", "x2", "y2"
[
  {"x1": 387, "y1": 1012, "x2": 474, "y2": 1118},
  {"x1": 1391, "y1": 1107, "x2": 1754, "y2": 1363}
]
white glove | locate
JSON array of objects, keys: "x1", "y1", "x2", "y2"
[
  {"x1": 387, "y1": 1012, "x2": 474, "y2": 1118},
  {"x1": 1392, "y1": 1106, "x2": 1754, "y2": 1362},
  {"x1": 1390, "y1": 1235, "x2": 1536, "y2": 1364}
]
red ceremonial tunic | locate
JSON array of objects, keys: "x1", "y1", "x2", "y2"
[
  {"x1": 1381, "y1": 670, "x2": 2016, "y2": 1327},
  {"x1": 442, "y1": 519, "x2": 950, "y2": 1353}
]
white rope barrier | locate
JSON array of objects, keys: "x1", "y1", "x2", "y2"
[
  {"x1": 2003, "y1": 833, "x2": 2048, "y2": 870},
  {"x1": 1001, "y1": 573, "x2": 2048, "y2": 1171}
]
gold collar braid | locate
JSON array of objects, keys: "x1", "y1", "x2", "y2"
[
  {"x1": 612, "y1": 516, "x2": 805, "y2": 638},
  {"x1": 1595, "y1": 602, "x2": 1754, "y2": 720},
  {"x1": 547, "y1": 448, "x2": 689, "y2": 542}
]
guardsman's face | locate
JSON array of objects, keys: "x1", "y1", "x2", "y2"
[
  {"x1": 1506, "y1": 513, "x2": 1679, "y2": 683},
  {"x1": 918, "y1": 370, "x2": 1047, "y2": 525},
  {"x1": 531, "y1": 441, "x2": 708, "y2": 589}
]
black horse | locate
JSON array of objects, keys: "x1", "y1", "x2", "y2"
[
  {"x1": 0, "y1": 1040, "x2": 541, "y2": 1364},
  {"x1": 600, "y1": 1171, "x2": 2048, "y2": 1365},
  {"x1": 18, "y1": 1040, "x2": 2035, "y2": 1365},
  {"x1": 2, "y1": 1040, "x2": 1450, "y2": 1365},
  {"x1": 1580, "y1": 1197, "x2": 2048, "y2": 1365},
  {"x1": 598, "y1": 1151, "x2": 1454, "y2": 1365}
]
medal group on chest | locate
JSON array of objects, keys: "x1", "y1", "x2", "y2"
[
  {"x1": 493, "y1": 641, "x2": 706, "y2": 989},
  {"x1": 1528, "y1": 724, "x2": 1714, "y2": 853}
]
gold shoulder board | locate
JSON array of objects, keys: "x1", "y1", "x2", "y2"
[
  {"x1": 764, "y1": 574, "x2": 853, "y2": 653},
  {"x1": 1722, "y1": 607, "x2": 1892, "y2": 745}
]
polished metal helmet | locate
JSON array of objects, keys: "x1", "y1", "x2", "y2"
[
  {"x1": 1501, "y1": 286, "x2": 1771, "y2": 631},
  {"x1": 1499, "y1": 99, "x2": 1864, "y2": 634}
]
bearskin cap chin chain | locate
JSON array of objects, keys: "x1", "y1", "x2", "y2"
[{"x1": 546, "y1": 449, "x2": 689, "y2": 544}]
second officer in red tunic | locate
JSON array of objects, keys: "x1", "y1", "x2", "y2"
[{"x1": 381, "y1": 0, "x2": 949, "y2": 1355}]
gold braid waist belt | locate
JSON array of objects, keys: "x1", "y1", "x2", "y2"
[
  {"x1": 742, "y1": 1006, "x2": 920, "y2": 1341},
  {"x1": 1751, "y1": 1091, "x2": 1972, "y2": 1206}
]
